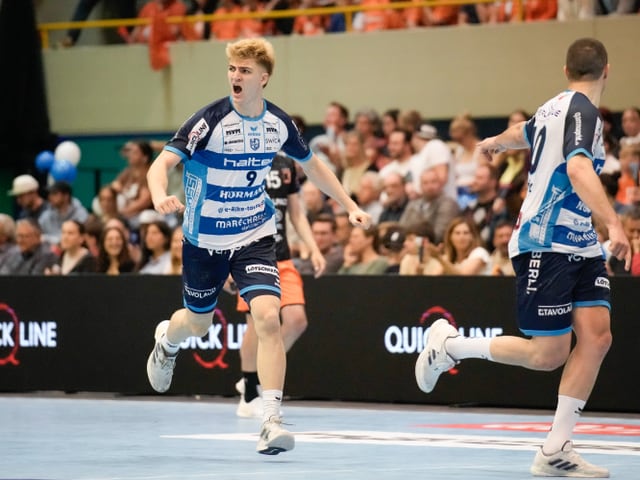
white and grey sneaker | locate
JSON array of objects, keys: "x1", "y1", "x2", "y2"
[
  {"x1": 256, "y1": 416, "x2": 294, "y2": 455},
  {"x1": 415, "y1": 318, "x2": 459, "y2": 393},
  {"x1": 146, "y1": 320, "x2": 177, "y2": 393},
  {"x1": 531, "y1": 441, "x2": 609, "y2": 477},
  {"x1": 237, "y1": 395, "x2": 264, "y2": 418}
]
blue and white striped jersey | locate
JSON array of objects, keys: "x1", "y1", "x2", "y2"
[
  {"x1": 509, "y1": 90, "x2": 605, "y2": 258},
  {"x1": 165, "y1": 96, "x2": 311, "y2": 250}
]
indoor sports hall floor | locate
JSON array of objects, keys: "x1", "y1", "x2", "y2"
[{"x1": 2, "y1": 393, "x2": 639, "y2": 479}]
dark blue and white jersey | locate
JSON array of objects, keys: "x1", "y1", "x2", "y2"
[
  {"x1": 509, "y1": 90, "x2": 605, "y2": 258},
  {"x1": 164, "y1": 97, "x2": 311, "y2": 250}
]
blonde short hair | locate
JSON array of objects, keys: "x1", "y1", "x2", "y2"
[{"x1": 226, "y1": 38, "x2": 275, "y2": 76}]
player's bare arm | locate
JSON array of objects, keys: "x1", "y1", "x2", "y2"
[
  {"x1": 567, "y1": 154, "x2": 631, "y2": 269},
  {"x1": 476, "y1": 121, "x2": 529, "y2": 161},
  {"x1": 147, "y1": 150, "x2": 185, "y2": 214},
  {"x1": 300, "y1": 155, "x2": 372, "y2": 229},
  {"x1": 287, "y1": 192, "x2": 326, "y2": 277}
]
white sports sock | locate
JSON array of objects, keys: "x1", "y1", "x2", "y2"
[
  {"x1": 160, "y1": 334, "x2": 180, "y2": 355},
  {"x1": 262, "y1": 389, "x2": 283, "y2": 423},
  {"x1": 543, "y1": 395, "x2": 586, "y2": 454},
  {"x1": 445, "y1": 336, "x2": 493, "y2": 361}
]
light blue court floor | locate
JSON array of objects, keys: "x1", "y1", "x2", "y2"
[{"x1": 2, "y1": 394, "x2": 639, "y2": 480}]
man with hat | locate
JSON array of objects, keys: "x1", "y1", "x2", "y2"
[
  {"x1": 39, "y1": 181, "x2": 89, "y2": 245},
  {"x1": 409, "y1": 122, "x2": 457, "y2": 200},
  {"x1": 7, "y1": 174, "x2": 49, "y2": 222}
]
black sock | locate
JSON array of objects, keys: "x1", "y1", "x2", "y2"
[{"x1": 243, "y1": 371, "x2": 260, "y2": 402}]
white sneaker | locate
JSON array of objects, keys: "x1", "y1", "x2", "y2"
[
  {"x1": 146, "y1": 320, "x2": 177, "y2": 393},
  {"x1": 415, "y1": 318, "x2": 459, "y2": 393},
  {"x1": 237, "y1": 395, "x2": 264, "y2": 418},
  {"x1": 256, "y1": 416, "x2": 294, "y2": 455},
  {"x1": 531, "y1": 441, "x2": 609, "y2": 477}
]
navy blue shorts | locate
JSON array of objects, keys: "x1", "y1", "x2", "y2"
[
  {"x1": 512, "y1": 252, "x2": 610, "y2": 337},
  {"x1": 181, "y1": 236, "x2": 280, "y2": 314}
]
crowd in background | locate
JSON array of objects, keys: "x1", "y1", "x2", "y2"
[
  {"x1": 56, "y1": 0, "x2": 640, "y2": 48},
  {"x1": 2, "y1": 103, "x2": 640, "y2": 277}
]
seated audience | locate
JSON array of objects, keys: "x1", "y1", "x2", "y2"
[
  {"x1": 45, "y1": 220, "x2": 96, "y2": 275},
  {"x1": 379, "y1": 172, "x2": 409, "y2": 223},
  {"x1": 354, "y1": 171, "x2": 384, "y2": 225},
  {"x1": 166, "y1": 225, "x2": 183, "y2": 274},
  {"x1": 379, "y1": 223, "x2": 406, "y2": 274},
  {"x1": 0, "y1": 214, "x2": 17, "y2": 271},
  {"x1": 96, "y1": 226, "x2": 136, "y2": 275},
  {"x1": 608, "y1": 206, "x2": 640, "y2": 276},
  {"x1": 399, "y1": 221, "x2": 442, "y2": 276},
  {"x1": 39, "y1": 181, "x2": 89, "y2": 246},
  {"x1": 137, "y1": 220, "x2": 172, "y2": 274},
  {"x1": 295, "y1": 213, "x2": 344, "y2": 275},
  {"x1": 428, "y1": 216, "x2": 491, "y2": 275},
  {"x1": 8, "y1": 174, "x2": 49, "y2": 222},
  {"x1": 339, "y1": 225, "x2": 388, "y2": 274},
  {"x1": 0, "y1": 219, "x2": 58, "y2": 275},
  {"x1": 488, "y1": 219, "x2": 515, "y2": 276}
]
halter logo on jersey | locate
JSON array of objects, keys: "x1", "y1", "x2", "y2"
[
  {"x1": 187, "y1": 118, "x2": 210, "y2": 154},
  {"x1": 223, "y1": 157, "x2": 270, "y2": 168},
  {"x1": 595, "y1": 277, "x2": 610, "y2": 289},
  {"x1": 573, "y1": 112, "x2": 583, "y2": 146}
]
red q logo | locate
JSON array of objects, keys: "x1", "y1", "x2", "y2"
[
  {"x1": 192, "y1": 308, "x2": 229, "y2": 370},
  {"x1": 0, "y1": 303, "x2": 20, "y2": 366},
  {"x1": 419, "y1": 306, "x2": 459, "y2": 376}
]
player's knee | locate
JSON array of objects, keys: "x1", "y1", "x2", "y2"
[
  {"x1": 587, "y1": 330, "x2": 612, "y2": 359},
  {"x1": 530, "y1": 347, "x2": 569, "y2": 371},
  {"x1": 253, "y1": 308, "x2": 281, "y2": 337}
]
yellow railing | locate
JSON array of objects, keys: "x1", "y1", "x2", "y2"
[{"x1": 38, "y1": 0, "x2": 513, "y2": 49}]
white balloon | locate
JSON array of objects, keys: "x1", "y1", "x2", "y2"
[{"x1": 54, "y1": 140, "x2": 81, "y2": 166}]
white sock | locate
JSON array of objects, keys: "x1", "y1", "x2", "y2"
[
  {"x1": 160, "y1": 334, "x2": 179, "y2": 355},
  {"x1": 445, "y1": 336, "x2": 493, "y2": 361},
  {"x1": 262, "y1": 389, "x2": 283, "y2": 423},
  {"x1": 542, "y1": 395, "x2": 586, "y2": 454}
]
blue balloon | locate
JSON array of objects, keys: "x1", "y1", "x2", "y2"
[
  {"x1": 50, "y1": 158, "x2": 77, "y2": 183},
  {"x1": 35, "y1": 150, "x2": 55, "y2": 173}
]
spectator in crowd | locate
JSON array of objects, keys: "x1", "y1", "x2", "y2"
[
  {"x1": 83, "y1": 214, "x2": 104, "y2": 258},
  {"x1": 615, "y1": 144, "x2": 640, "y2": 206},
  {"x1": 397, "y1": 109, "x2": 422, "y2": 134},
  {"x1": 295, "y1": 213, "x2": 344, "y2": 275},
  {"x1": 399, "y1": 221, "x2": 443, "y2": 275},
  {"x1": 596, "y1": 0, "x2": 640, "y2": 15},
  {"x1": 239, "y1": 0, "x2": 267, "y2": 38},
  {"x1": 39, "y1": 181, "x2": 90, "y2": 246},
  {"x1": 378, "y1": 223, "x2": 406, "y2": 273},
  {"x1": 353, "y1": 107, "x2": 385, "y2": 165},
  {"x1": 354, "y1": 0, "x2": 391, "y2": 32},
  {"x1": 523, "y1": 0, "x2": 558, "y2": 21},
  {"x1": 488, "y1": 219, "x2": 515, "y2": 276},
  {"x1": 137, "y1": 220, "x2": 172, "y2": 274},
  {"x1": 93, "y1": 185, "x2": 121, "y2": 223},
  {"x1": 58, "y1": 0, "x2": 137, "y2": 47},
  {"x1": 449, "y1": 112, "x2": 485, "y2": 208},
  {"x1": 380, "y1": 109, "x2": 400, "y2": 145},
  {"x1": 378, "y1": 129, "x2": 414, "y2": 181},
  {"x1": 128, "y1": 0, "x2": 190, "y2": 44},
  {"x1": 599, "y1": 172, "x2": 628, "y2": 214},
  {"x1": 292, "y1": 0, "x2": 325, "y2": 35},
  {"x1": 340, "y1": 130, "x2": 375, "y2": 197},
  {"x1": 210, "y1": 0, "x2": 242, "y2": 41},
  {"x1": 423, "y1": 1, "x2": 459, "y2": 25},
  {"x1": 0, "y1": 218, "x2": 58, "y2": 275},
  {"x1": 0, "y1": 214, "x2": 17, "y2": 271},
  {"x1": 354, "y1": 171, "x2": 384, "y2": 225},
  {"x1": 493, "y1": 109, "x2": 530, "y2": 221},
  {"x1": 301, "y1": 181, "x2": 332, "y2": 223},
  {"x1": 464, "y1": 163, "x2": 507, "y2": 249},
  {"x1": 409, "y1": 122, "x2": 456, "y2": 200},
  {"x1": 96, "y1": 225, "x2": 136, "y2": 274},
  {"x1": 104, "y1": 216, "x2": 141, "y2": 264},
  {"x1": 8, "y1": 174, "x2": 48, "y2": 222},
  {"x1": 339, "y1": 225, "x2": 388, "y2": 274},
  {"x1": 309, "y1": 102, "x2": 350, "y2": 174},
  {"x1": 620, "y1": 107, "x2": 640, "y2": 148},
  {"x1": 428, "y1": 216, "x2": 491, "y2": 275},
  {"x1": 334, "y1": 210, "x2": 353, "y2": 247},
  {"x1": 111, "y1": 139, "x2": 154, "y2": 229},
  {"x1": 557, "y1": 0, "x2": 594, "y2": 20},
  {"x1": 187, "y1": 0, "x2": 218, "y2": 40},
  {"x1": 399, "y1": 167, "x2": 460, "y2": 243},
  {"x1": 379, "y1": 171, "x2": 409, "y2": 223},
  {"x1": 601, "y1": 132, "x2": 621, "y2": 174},
  {"x1": 45, "y1": 220, "x2": 96, "y2": 275},
  {"x1": 608, "y1": 206, "x2": 640, "y2": 276},
  {"x1": 167, "y1": 225, "x2": 183, "y2": 274}
]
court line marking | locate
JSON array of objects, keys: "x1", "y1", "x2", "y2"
[{"x1": 161, "y1": 430, "x2": 640, "y2": 456}]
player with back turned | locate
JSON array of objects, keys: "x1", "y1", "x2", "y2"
[{"x1": 416, "y1": 37, "x2": 630, "y2": 477}]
